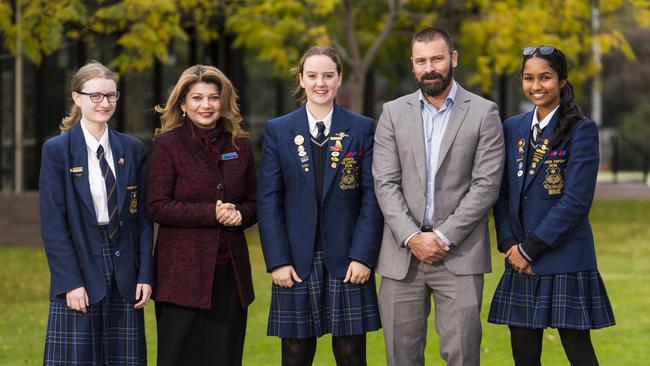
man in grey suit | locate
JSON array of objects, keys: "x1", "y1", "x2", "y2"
[{"x1": 373, "y1": 27, "x2": 505, "y2": 366}]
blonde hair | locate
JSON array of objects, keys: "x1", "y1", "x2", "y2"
[
  {"x1": 154, "y1": 65, "x2": 248, "y2": 145},
  {"x1": 60, "y1": 61, "x2": 119, "y2": 132}
]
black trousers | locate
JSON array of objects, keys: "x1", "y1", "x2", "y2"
[{"x1": 156, "y1": 264, "x2": 247, "y2": 366}]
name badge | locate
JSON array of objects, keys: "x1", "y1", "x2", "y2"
[
  {"x1": 70, "y1": 166, "x2": 83, "y2": 178},
  {"x1": 221, "y1": 152, "x2": 239, "y2": 161}
]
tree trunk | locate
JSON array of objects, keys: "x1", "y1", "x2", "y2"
[{"x1": 347, "y1": 67, "x2": 366, "y2": 114}]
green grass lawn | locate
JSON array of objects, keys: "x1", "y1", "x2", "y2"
[{"x1": 1, "y1": 200, "x2": 649, "y2": 365}]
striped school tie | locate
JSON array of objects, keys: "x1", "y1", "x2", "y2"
[
  {"x1": 315, "y1": 121, "x2": 326, "y2": 143},
  {"x1": 96, "y1": 145, "x2": 118, "y2": 241}
]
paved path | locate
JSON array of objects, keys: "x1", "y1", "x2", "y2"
[{"x1": 594, "y1": 182, "x2": 650, "y2": 200}]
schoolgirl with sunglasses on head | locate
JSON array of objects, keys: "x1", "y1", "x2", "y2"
[{"x1": 488, "y1": 46, "x2": 615, "y2": 366}]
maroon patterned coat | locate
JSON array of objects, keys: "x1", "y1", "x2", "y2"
[{"x1": 147, "y1": 121, "x2": 256, "y2": 309}]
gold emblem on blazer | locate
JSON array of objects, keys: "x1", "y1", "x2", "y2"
[
  {"x1": 339, "y1": 157, "x2": 359, "y2": 190},
  {"x1": 543, "y1": 163, "x2": 564, "y2": 195},
  {"x1": 128, "y1": 189, "x2": 138, "y2": 214}
]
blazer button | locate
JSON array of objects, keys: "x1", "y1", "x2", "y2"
[
  {"x1": 114, "y1": 250, "x2": 121, "y2": 257},
  {"x1": 216, "y1": 183, "x2": 224, "y2": 191},
  {"x1": 523, "y1": 196, "x2": 528, "y2": 202},
  {"x1": 119, "y1": 220, "x2": 124, "y2": 227}
]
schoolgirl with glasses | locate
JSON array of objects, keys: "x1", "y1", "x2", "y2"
[{"x1": 40, "y1": 61, "x2": 153, "y2": 365}]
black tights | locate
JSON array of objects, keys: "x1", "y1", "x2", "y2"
[
  {"x1": 509, "y1": 326, "x2": 599, "y2": 366},
  {"x1": 281, "y1": 335, "x2": 366, "y2": 366}
]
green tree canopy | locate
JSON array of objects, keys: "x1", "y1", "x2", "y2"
[{"x1": 459, "y1": 0, "x2": 650, "y2": 93}]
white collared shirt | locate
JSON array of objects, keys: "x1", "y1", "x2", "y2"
[
  {"x1": 306, "y1": 105, "x2": 333, "y2": 138},
  {"x1": 80, "y1": 119, "x2": 116, "y2": 224},
  {"x1": 531, "y1": 105, "x2": 559, "y2": 131}
]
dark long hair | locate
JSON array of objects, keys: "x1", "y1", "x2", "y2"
[{"x1": 522, "y1": 47, "x2": 585, "y2": 148}]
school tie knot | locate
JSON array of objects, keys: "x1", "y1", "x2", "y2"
[
  {"x1": 96, "y1": 144, "x2": 105, "y2": 160},
  {"x1": 315, "y1": 121, "x2": 326, "y2": 143}
]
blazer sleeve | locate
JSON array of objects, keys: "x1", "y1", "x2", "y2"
[
  {"x1": 437, "y1": 102, "x2": 505, "y2": 246},
  {"x1": 227, "y1": 146, "x2": 258, "y2": 231},
  {"x1": 372, "y1": 103, "x2": 422, "y2": 245},
  {"x1": 348, "y1": 119, "x2": 384, "y2": 267},
  {"x1": 257, "y1": 122, "x2": 293, "y2": 272},
  {"x1": 147, "y1": 137, "x2": 219, "y2": 227},
  {"x1": 134, "y1": 144, "x2": 153, "y2": 285},
  {"x1": 39, "y1": 141, "x2": 84, "y2": 296},
  {"x1": 522, "y1": 119, "x2": 599, "y2": 260}
]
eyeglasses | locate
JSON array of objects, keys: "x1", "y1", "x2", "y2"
[
  {"x1": 77, "y1": 91, "x2": 121, "y2": 103},
  {"x1": 523, "y1": 46, "x2": 556, "y2": 56}
]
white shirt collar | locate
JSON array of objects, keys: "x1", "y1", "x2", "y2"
[
  {"x1": 306, "y1": 105, "x2": 333, "y2": 138},
  {"x1": 531, "y1": 105, "x2": 559, "y2": 130},
  {"x1": 80, "y1": 119, "x2": 110, "y2": 157}
]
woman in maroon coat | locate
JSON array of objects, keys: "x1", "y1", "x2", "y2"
[{"x1": 147, "y1": 65, "x2": 256, "y2": 366}]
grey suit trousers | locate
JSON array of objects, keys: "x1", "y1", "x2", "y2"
[{"x1": 379, "y1": 255, "x2": 484, "y2": 366}]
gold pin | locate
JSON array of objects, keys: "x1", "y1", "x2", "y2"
[
  {"x1": 118, "y1": 157, "x2": 125, "y2": 166},
  {"x1": 294, "y1": 135, "x2": 305, "y2": 145}
]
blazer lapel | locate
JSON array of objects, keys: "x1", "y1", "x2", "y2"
[
  {"x1": 523, "y1": 112, "x2": 559, "y2": 192},
  {"x1": 404, "y1": 92, "x2": 427, "y2": 189},
  {"x1": 69, "y1": 123, "x2": 96, "y2": 219},
  {"x1": 109, "y1": 129, "x2": 128, "y2": 217},
  {"x1": 321, "y1": 105, "x2": 351, "y2": 202},
  {"x1": 513, "y1": 111, "x2": 534, "y2": 210},
  {"x1": 436, "y1": 86, "x2": 470, "y2": 171},
  {"x1": 289, "y1": 105, "x2": 317, "y2": 195}
]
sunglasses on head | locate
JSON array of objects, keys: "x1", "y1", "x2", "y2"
[{"x1": 523, "y1": 46, "x2": 556, "y2": 56}]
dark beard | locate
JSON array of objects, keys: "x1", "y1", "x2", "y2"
[{"x1": 418, "y1": 67, "x2": 453, "y2": 97}]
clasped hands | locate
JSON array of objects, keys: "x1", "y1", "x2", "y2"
[
  {"x1": 215, "y1": 200, "x2": 242, "y2": 226},
  {"x1": 66, "y1": 283, "x2": 151, "y2": 313},
  {"x1": 409, "y1": 231, "x2": 449, "y2": 264},
  {"x1": 505, "y1": 245, "x2": 535, "y2": 276},
  {"x1": 271, "y1": 260, "x2": 371, "y2": 288}
]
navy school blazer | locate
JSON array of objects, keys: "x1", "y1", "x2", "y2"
[
  {"x1": 39, "y1": 122, "x2": 153, "y2": 303},
  {"x1": 493, "y1": 110, "x2": 599, "y2": 275},
  {"x1": 258, "y1": 104, "x2": 383, "y2": 279}
]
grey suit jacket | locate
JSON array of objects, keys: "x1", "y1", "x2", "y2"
[{"x1": 373, "y1": 86, "x2": 505, "y2": 280}]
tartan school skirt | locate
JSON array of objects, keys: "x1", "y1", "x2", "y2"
[
  {"x1": 44, "y1": 226, "x2": 146, "y2": 366},
  {"x1": 488, "y1": 266, "x2": 615, "y2": 330},
  {"x1": 267, "y1": 251, "x2": 381, "y2": 338}
]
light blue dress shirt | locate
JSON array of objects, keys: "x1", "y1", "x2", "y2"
[{"x1": 405, "y1": 81, "x2": 458, "y2": 247}]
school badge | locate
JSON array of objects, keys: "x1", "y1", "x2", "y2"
[
  {"x1": 339, "y1": 156, "x2": 359, "y2": 190},
  {"x1": 543, "y1": 163, "x2": 564, "y2": 195},
  {"x1": 129, "y1": 190, "x2": 138, "y2": 214}
]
